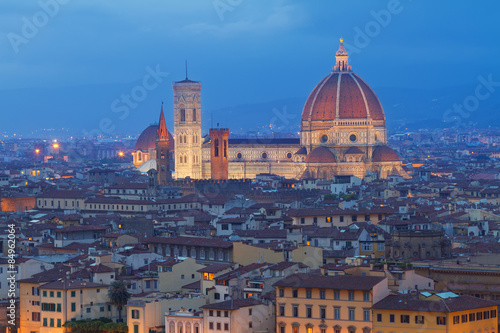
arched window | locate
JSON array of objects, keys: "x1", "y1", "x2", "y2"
[
  {"x1": 178, "y1": 323, "x2": 183, "y2": 333},
  {"x1": 169, "y1": 322, "x2": 175, "y2": 333},
  {"x1": 180, "y1": 108, "x2": 186, "y2": 122},
  {"x1": 186, "y1": 323, "x2": 191, "y2": 333},
  {"x1": 193, "y1": 108, "x2": 197, "y2": 122}
]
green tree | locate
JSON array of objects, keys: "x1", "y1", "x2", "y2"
[{"x1": 107, "y1": 281, "x2": 131, "y2": 322}]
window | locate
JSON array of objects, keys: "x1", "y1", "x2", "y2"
[
  {"x1": 340, "y1": 216, "x2": 344, "y2": 222},
  {"x1": 363, "y1": 309, "x2": 370, "y2": 321},
  {"x1": 492, "y1": 309, "x2": 497, "y2": 318},
  {"x1": 217, "y1": 323, "x2": 221, "y2": 330},
  {"x1": 43, "y1": 318, "x2": 47, "y2": 327},
  {"x1": 361, "y1": 243, "x2": 373, "y2": 251},
  {"x1": 32, "y1": 287, "x2": 40, "y2": 296},
  {"x1": 132, "y1": 310, "x2": 140, "y2": 319},
  {"x1": 390, "y1": 314, "x2": 395, "y2": 323},
  {"x1": 292, "y1": 289, "x2": 298, "y2": 298},
  {"x1": 348, "y1": 290, "x2": 355, "y2": 301},
  {"x1": 279, "y1": 305, "x2": 285, "y2": 316},
  {"x1": 224, "y1": 323, "x2": 228, "y2": 331},
  {"x1": 306, "y1": 306, "x2": 312, "y2": 318},
  {"x1": 469, "y1": 313, "x2": 476, "y2": 322},
  {"x1": 437, "y1": 316, "x2": 446, "y2": 325},
  {"x1": 57, "y1": 319, "x2": 61, "y2": 327},
  {"x1": 224, "y1": 311, "x2": 228, "y2": 317},
  {"x1": 209, "y1": 322, "x2": 214, "y2": 330},
  {"x1": 57, "y1": 303, "x2": 61, "y2": 312},
  {"x1": 334, "y1": 307, "x2": 340, "y2": 320},
  {"x1": 484, "y1": 310, "x2": 490, "y2": 319},
  {"x1": 86, "y1": 308, "x2": 91, "y2": 313},
  {"x1": 249, "y1": 322, "x2": 253, "y2": 328},
  {"x1": 100, "y1": 307, "x2": 104, "y2": 312},
  {"x1": 50, "y1": 291, "x2": 54, "y2": 297},
  {"x1": 477, "y1": 311, "x2": 483, "y2": 320},
  {"x1": 214, "y1": 293, "x2": 220, "y2": 300},
  {"x1": 348, "y1": 307, "x2": 355, "y2": 321},
  {"x1": 401, "y1": 314, "x2": 410, "y2": 323},
  {"x1": 134, "y1": 325, "x2": 139, "y2": 333},
  {"x1": 32, "y1": 312, "x2": 41, "y2": 321},
  {"x1": 293, "y1": 305, "x2": 298, "y2": 317},
  {"x1": 96, "y1": 289, "x2": 100, "y2": 293},
  {"x1": 50, "y1": 318, "x2": 54, "y2": 327},
  {"x1": 300, "y1": 218, "x2": 305, "y2": 224},
  {"x1": 334, "y1": 290, "x2": 340, "y2": 300},
  {"x1": 461, "y1": 314, "x2": 468, "y2": 323},
  {"x1": 320, "y1": 289, "x2": 326, "y2": 299},
  {"x1": 209, "y1": 310, "x2": 213, "y2": 317},
  {"x1": 57, "y1": 291, "x2": 61, "y2": 298},
  {"x1": 352, "y1": 215, "x2": 357, "y2": 222},
  {"x1": 71, "y1": 303, "x2": 76, "y2": 312},
  {"x1": 146, "y1": 280, "x2": 151, "y2": 288},
  {"x1": 306, "y1": 289, "x2": 312, "y2": 298},
  {"x1": 363, "y1": 291, "x2": 370, "y2": 301},
  {"x1": 320, "y1": 306, "x2": 326, "y2": 319},
  {"x1": 365, "y1": 214, "x2": 370, "y2": 221},
  {"x1": 193, "y1": 108, "x2": 197, "y2": 122},
  {"x1": 376, "y1": 313, "x2": 382, "y2": 322},
  {"x1": 415, "y1": 315, "x2": 424, "y2": 324},
  {"x1": 217, "y1": 311, "x2": 221, "y2": 317},
  {"x1": 180, "y1": 108, "x2": 186, "y2": 122},
  {"x1": 453, "y1": 315, "x2": 460, "y2": 324},
  {"x1": 43, "y1": 291, "x2": 47, "y2": 297}
]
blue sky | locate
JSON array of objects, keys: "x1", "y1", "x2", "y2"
[{"x1": 1, "y1": 0, "x2": 499, "y2": 136}]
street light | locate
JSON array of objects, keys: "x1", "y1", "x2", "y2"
[
  {"x1": 35, "y1": 149, "x2": 40, "y2": 154},
  {"x1": 118, "y1": 151, "x2": 124, "y2": 157}
]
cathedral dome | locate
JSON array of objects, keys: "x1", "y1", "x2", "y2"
[
  {"x1": 305, "y1": 146, "x2": 336, "y2": 163},
  {"x1": 135, "y1": 125, "x2": 174, "y2": 151},
  {"x1": 301, "y1": 38, "x2": 385, "y2": 130},
  {"x1": 372, "y1": 145, "x2": 400, "y2": 162}
]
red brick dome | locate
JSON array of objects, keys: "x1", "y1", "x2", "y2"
[
  {"x1": 305, "y1": 146, "x2": 336, "y2": 163},
  {"x1": 372, "y1": 145, "x2": 400, "y2": 162},
  {"x1": 135, "y1": 125, "x2": 174, "y2": 151},
  {"x1": 301, "y1": 72, "x2": 385, "y2": 125}
]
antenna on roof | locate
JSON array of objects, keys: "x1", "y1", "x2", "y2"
[{"x1": 185, "y1": 60, "x2": 188, "y2": 80}]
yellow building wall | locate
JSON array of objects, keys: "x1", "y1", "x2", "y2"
[
  {"x1": 276, "y1": 286, "x2": 375, "y2": 333},
  {"x1": 232, "y1": 242, "x2": 283, "y2": 266},
  {"x1": 159, "y1": 258, "x2": 205, "y2": 293},
  {"x1": 372, "y1": 306, "x2": 498, "y2": 333},
  {"x1": 19, "y1": 282, "x2": 42, "y2": 333}
]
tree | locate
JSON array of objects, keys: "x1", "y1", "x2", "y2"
[{"x1": 107, "y1": 281, "x2": 131, "y2": 322}]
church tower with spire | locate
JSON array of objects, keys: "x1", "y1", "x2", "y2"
[
  {"x1": 173, "y1": 69, "x2": 202, "y2": 179},
  {"x1": 156, "y1": 103, "x2": 172, "y2": 185}
]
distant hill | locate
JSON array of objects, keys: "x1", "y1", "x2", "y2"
[{"x1": 1, "y1": 81, "x2": 499, "y2": 138}]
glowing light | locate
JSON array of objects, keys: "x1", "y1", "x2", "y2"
[
  {"x1": 53, "y1": 143, "x2": 59, "y2": 149},
  {"x1": 35, "y1": 149, "x2": 40, "y2": 154},
  {"x1": 118, "y1": 152, "x2": 124, "y2": 157}
]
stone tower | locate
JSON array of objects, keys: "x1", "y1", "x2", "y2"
[
  {"x1": 156, "y1": 104, "x2": 171, "y2": 185},
  {"x1": 173, "y1": 76, "x2": 202, "y2": 179},
  {"x1": 209, "y1": 128, "x2": 229, "y2": 180}
]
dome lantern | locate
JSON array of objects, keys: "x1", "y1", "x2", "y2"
[{"x1": 333, "y1": 37, "x2": 351, "y2": 73}]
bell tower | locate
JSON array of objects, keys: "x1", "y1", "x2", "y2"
[
  {"x1": 156, "y1": 103, "x2": 171, "y2": 185},
  {"x1": 210, "y1": 128, "x2": 229, "y2": 180},
  {"x1": 173, "y1": 73, "x2": 202, "y2": 179}
]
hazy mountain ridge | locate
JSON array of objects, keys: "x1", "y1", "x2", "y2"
[{"x1": 1, "y1": 82, "x2": 499, "y2": 138}]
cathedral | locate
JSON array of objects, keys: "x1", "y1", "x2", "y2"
[{"x1": 132, "y1": 38, "x2": 410, "y2": 182}]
